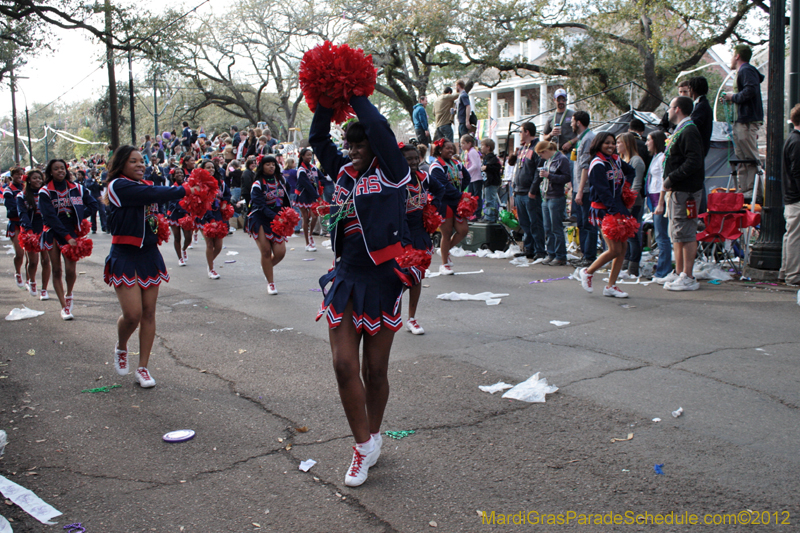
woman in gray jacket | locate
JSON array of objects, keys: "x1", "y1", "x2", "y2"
[{"x1": 533, "y1": 141, "x2": 572, "y2": 265}]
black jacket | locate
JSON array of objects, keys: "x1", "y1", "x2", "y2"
[
  {"x1": 482, "y1": 152, "x2": 502, "y2": 187},
  {"x1": 784, "y1": 129, "x2": 800, "y2": 204},
  {"x1": 692, "y1": 95, "x2": 713, "y2": 157},
  {"x1": 732, "y1": 63, "x2": 765, "y2": 124},
  {"x1": 663, "y1": 122, "x2": 705, "y2": 193}
]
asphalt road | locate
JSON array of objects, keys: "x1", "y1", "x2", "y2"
[{"x1": 1, "y1": 229, "x2": 798, "y2": 532}]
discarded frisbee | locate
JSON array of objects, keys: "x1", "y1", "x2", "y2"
[{"x1": 163, "y1": 430, "x2": 195, "y2": 443}]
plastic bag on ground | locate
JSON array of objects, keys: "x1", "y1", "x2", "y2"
[
  {"x1": 479, "y1": 382, "x2": 513, "y2": 394},
  {"x1": 501, "y1": 372, "x2": 559, "y2": 403},
  {"x1": 5, "y1": 307, "x2": 45, "y2": 321},
  {"x1": 437, "y1": 291, "x2": 509, "y2": 303},
  {"x1": 693, "y1": 261, "x2": 733, "y2": 281}
]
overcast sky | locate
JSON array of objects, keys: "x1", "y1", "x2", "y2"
[{"x1": 1, "y1": 0, "x2": 217, "y2": 123}]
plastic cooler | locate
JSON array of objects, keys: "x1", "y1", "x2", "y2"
[{"x1": 461, "y1": 222, "x2": 510, "y2": 252}]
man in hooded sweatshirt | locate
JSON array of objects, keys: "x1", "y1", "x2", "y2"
[{"x1": 723, "y1": 44, "x2": 765, "y2": 200}]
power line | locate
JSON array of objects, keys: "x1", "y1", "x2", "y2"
[{"x1": 30, "y1": 0, "x2": 213, "y2": 117}]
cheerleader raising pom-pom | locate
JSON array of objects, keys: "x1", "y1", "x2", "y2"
[
  {"x1": 180, "y1": 168, "x2": 219, "y2": 217},
  {"x1": 221, "y1": 202, "x2": 235, "y2": 221},
  {"x1": 422, "y1": 201, "x2": 443, "y2": 234},
  {"x1": 19, "y1": 229, "x2": 42, "y2": 253},
  {"x1": 299, "y1": 41, "x2": 377, "y2": 124},
  {"x1": 270, "y1": 207, "x2": 301, "y2": 238},
  {"x1": 601, "y1": 213, "x2": 640, "y2": 242},
  {"x1": 61, "y1": 237, "x2": 93, "y2": 262},
  {"x1": 156, "y1": 214, "x2": 171, "y2": 245},
  {"x1": 621, "y1": 182, "x2": 637, "y2": 210},
  {"x1": 456, "y1": 191, "x2": 479, "y2": 219},
  {"x1": 203, "y1": 220, "x2": 229, "y2": 240}
]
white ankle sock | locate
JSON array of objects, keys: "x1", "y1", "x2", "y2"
[{"x1": 355, "y1": 437, "x2": 375, "y2": 454}]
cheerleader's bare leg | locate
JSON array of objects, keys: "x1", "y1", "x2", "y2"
[
  {"x1": 11, "y1": 233, "x2": 23, "y2": 278},
  {"x1": 25, "y1": 251, "x2": 39, "y2": 287},
  {"x1": 330, "y1": 299, "x2": 395, "y2": 443},
  {"x1": 114, "y1": 284, "x2": 159, "y2": 369},
  {"x1": 408, "y1": 283, "x2": 421, "y2": 319},
  {"x1": 300, "y1": 207, "x2": 311, "y2": 245},
  {"x1": 255, "y1": 228, "x2": 275, "y2": 283},
  {"x1": 48, "y1": 246, "x2": 67, "y2": 308},
  {"x1": 439, "y1": 217, "x2": 454, "y2": 266},
  {"x1": 171, "y1": 226, "x2": 183, "y2": 259},
  {"x1": 205, "y1": 236, "x2": 223, "y2": 271},
  {"x1": 64, "y1": 257, "x2": 77, "y2": 299},
  {"x1": 40, "y1": 250, "x2": 50, "y2": 290}
]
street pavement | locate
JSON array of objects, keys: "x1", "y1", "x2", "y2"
[{"x1": 1, "y1": 229, "x2": 798, "y2": 532}]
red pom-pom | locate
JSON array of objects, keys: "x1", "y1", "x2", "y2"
[
  {"x1": 203, "y1": 220, "x2": 229, "y2": 239},
  {"x1": 61, "y1": 237, "x2": 93, "y2": 261},
  {"x1": 19, "y1": 229, "x2": 41, "y2": 253},
  {"x1": 423, "y1": 201, "x2": 444, "y2": 233},
  {"x1": 156, "y1": 214, "x2": 171, "y2": 245},
  {"x1": 178, "y1": 215, "x2": 196, "y2": 232},
  {"x1": 299, "y1": 41, "x2": 377, "y2": 124},
  {"x1": 622, "y1": 182, "x2": 637, "y2": 210},
  {"x1": 221, "y1": 202, "x2": 235, "y2": 221},
  {"x1": 270, "y1": 207, "x2": 301, "y2": 237},
  {"x1": 180, "y1": 168, "x2": 219, "y2": 217},
  {"x1": 310, "y1": 199, "x2": 331, "y2": 217},
  {"x1": 456, "y1": 192, "x2": 479, "y2": 219},
  {"x1": 601, "y1": 213, "x2": 640, "y2": 242},
  {"x1": 396, "y1": 248, "x2": 432, "y2": 271},
  {"x1": 77, "y1": 219, "x2": 91, "y2": 238}
]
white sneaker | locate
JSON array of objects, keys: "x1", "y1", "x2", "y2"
[
  {"x1": 617, "y1": 271, "x2": 635, "y2": 280},
  {"x1": 60, "y1": 307, "x2": 74, "y2": 320},
  {"x1": 193, "y1": 233, "x2": 199, "y2": 245},
  {"x1": 438, "y1": 264, "x2": 454, "y2": 275},
  {"x1": 305, "y1": 244, "x2": 317, "y2": 252},
  {"x1": 580, "y1": 268, "x2": 593, "y2": 293},
  {"x1": 208, "y1": 269, "x2": 220, "y2": 279},
  {"x1": 135, "y1": 367, "x2": 156, "y2": 388},
  {"x1": 182, "y1": 250, "x2": 188, "y2": 261},
  {"x1": 654, "y1": 270, "x2": 679, "y2": 285},
  {"x1": 65, "y1": 294, "x2": 74, "y2": 313},
  {"x1": 344, "y1": 440, "x2": 380, "y2": 487},
  {"x1": 370, "y1": 433, "x2": 383, "y2": 466},
  {"x1": 27, "y1": 281, "x2": 37, "y2": 297},
  {"x1": 603, "y1": 285, "x2": 629, "y2": 298},
  {"x1": 39, "y1": 289, "x2": 49, "y2": 301},
  {"x1": 186, "y1": 243, "x2": 193, "y2": 250},
  {"x1": 178, "y1": 257, "x2": 186, "y2": 267},
  {"x1": 114, "y1": 343, "x2": 129, "y2": 375},
  {"x1": 406, "y1": 317, "x2": 424, "y2": 335},
  {"x1": 267, "y1": 283, "x2": 278, "y2": 295},
  {"x1": 666, "y1": 272, "x2": 699, "y2": 291},
  {"x1": 15, "y1": 273, "x2": 24, "y2": 288}
]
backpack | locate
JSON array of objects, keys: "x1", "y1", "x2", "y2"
[
  {"x1": 190, "y1": 131, "x2": 199, "y2": 144},
  {"x1": 469, "y1": 110, "x2": 478, "y2": 127}
]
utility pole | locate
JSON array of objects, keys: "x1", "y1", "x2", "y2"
[
  {"x1": 10, "y1": 69, "x2": 19, "y2": 165},
  {"x1": 105, "y1": 0, "x2": 119, "y2": 151},
  {"x1": 747, "y1": 0, "x2": 787, "y2": 273},
  {"x1": 25, "y1": 106, "x2": 32, "y2": 167},
  {"x1": 43, "y1": 123, "x2": 49, "y2": 162},
  {"x1": 128, "y1": 49, "x2": 136, "y2": 145}
]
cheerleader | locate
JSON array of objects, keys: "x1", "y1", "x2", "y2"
[
  {"x1": 103, "y1": 145, "x2": 196, "y2": 388},
  {"x1": 16, "y1": 170, "x2": 51, "y2": 300},
  {"x1": 579, "y1": 132, "x2": 636, "y2": 298},
  {"x1": 245, "y1": 155, "x2": 291, "y2": 294},
  {"x1": 399, "y1": 144, "x2": 444, "y2": 335},
  {"x1": 166, "y1": 167, "x2": 192, "y2": 265},
  {"x1": 3, "y1": 166, "x2": 25, "y2": 287},
  {"x1": 428, "y1": 140, "x2": 470, "y2": 274},
  {"x1": 311, "y1": 95, "x2": 411, "y2": 487},
  {"x1": 199, "y1": 159, "x2": 231, "y2": 279},
  {"x1": 179, "y1": 154, "x2": 200, "y2": 248},
  {"x1": 295, "y1": 148, "x2": 320, "y2": 251},
  {"x1": 39, "y1": 159, "x2": 98, "y2": 320}
]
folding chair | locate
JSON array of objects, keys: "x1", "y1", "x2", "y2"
[{"x1": 696, "y1": 191, "x2": 761, "y2": 274}]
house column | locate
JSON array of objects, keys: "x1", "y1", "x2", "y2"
[
  {"x1": 539, "y1": 82, "x2": 549, "y2": 131},
  {"x1": 513, "y1": 87, "x2": 522, "y2": 148}
]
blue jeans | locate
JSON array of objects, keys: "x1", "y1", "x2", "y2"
[
  {"x1": 231, "y1": 187, "x2": 242, "y2": 203},
  {"x1": 515, "y1": 193, "x2": 545, "y2": 256},
  {"x1": 467, "y1": 180, "x2": 483, "y2": 218},
  {"x1": 653, "y1": 212, "x2": 673, "y2": 277},
  {"x1": 542, "y1": 196, "x2": 567, "y2": 260},
  {"x1": 90, "y1": 199, "x2": 107, "y2": 232},
  {"x1": 435, "y1": 125, "x2": 453, "y2": 143},
  {"x1": 484, "y1": 185, "x2": 500, "y2": 222},
  {"x1": 575, "y1": 193, "x2": 598, "y2": 261},
  {"x1": 625, "y1": 205, "x2": 644, "y2": 263}
]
